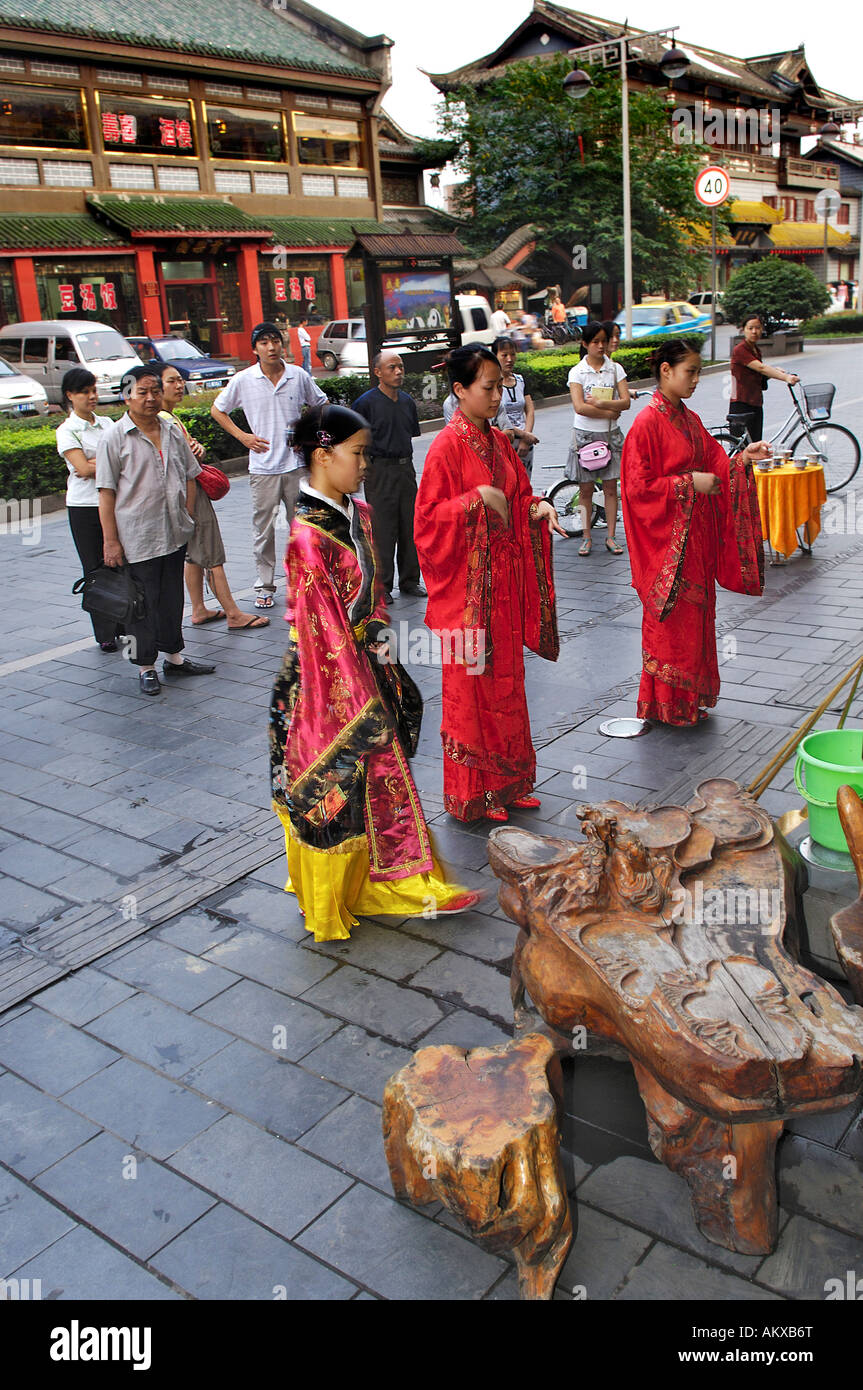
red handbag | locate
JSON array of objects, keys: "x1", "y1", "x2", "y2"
[{"x1": 197, "y1": 464, "x2": 230, "y2": 501}]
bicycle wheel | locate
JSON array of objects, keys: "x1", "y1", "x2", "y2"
[
  {"x1": 711, "y1": 431, "x2": 740, "y2": 456},
  {"x1": 789, "y1": 424, "x2": 861, "y2": 494},
  {"x1": 547, "y1": 480, "x2": 600, "y2": 538}
]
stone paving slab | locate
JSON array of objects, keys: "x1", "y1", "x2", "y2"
[{"x1": 1, "y1": 372, "x2": 863, "y2": 1300}]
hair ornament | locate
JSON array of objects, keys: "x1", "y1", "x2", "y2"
[{"x1": 316, "y1": 430, "x2": 333, "y2": 447}]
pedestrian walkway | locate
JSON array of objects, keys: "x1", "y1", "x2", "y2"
[{"x1": 1, "y1": 427, "x2": 862, "y2": 1301}]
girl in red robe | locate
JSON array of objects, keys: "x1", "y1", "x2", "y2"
[
  {"x1": 621, "y1": 340, "x2": 769, "y2": 726},
  {"x1": 269, "y1": 403, "x2": 478, "y2": 941},
  {"x1": 414, "y1": 346, "x2": 563, "y2": 822}
]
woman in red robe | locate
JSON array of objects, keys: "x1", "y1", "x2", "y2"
[
  {"x1": 414, "y1": 346, "x2": 563, "y2": 822},
  {"x1": 621, "y1": 339, "x2": 769, "y2": 726}
]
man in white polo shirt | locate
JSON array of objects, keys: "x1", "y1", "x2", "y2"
[{"x1": 211, "y1": 322, "x2": 326, "y2": 609}]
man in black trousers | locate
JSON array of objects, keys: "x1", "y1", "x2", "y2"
[
  {"x1": 354, "y1": 351, "x2": 426, "y2": 603},
  {"x1": 96, "y1": 364, "x2": 214, "y2": 696}
]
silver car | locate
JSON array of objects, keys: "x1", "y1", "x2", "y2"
[
  {"x1": 0, "y1": 357, "x2": 49, "y2": 416},
  {"x1": 316, "y1": 319, "x2": 368, "y2": 373}
]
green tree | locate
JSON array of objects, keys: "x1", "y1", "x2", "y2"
[
  {"x1": 722, "y1": 257, "x2": 830, "y2": 329},
  {"x1": 436, "y1": 53, "x2": 721, "y2": 296}
]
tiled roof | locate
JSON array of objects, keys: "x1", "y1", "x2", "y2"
[
  {"x1": 768, "y1": 222, "x2": 853, "y2": 249},
  {"x1": 0, "y1": 212, "x2": 127, "y2": 250},
  {"x1": 729, "y1": 201, "x2": 784, "y2": 224},
  {"x1": 266, "y1": 218, "x2": 388, "y2": 247},
  {"x1": 0, "y1": 0, "x2": 373, "y2": 77},
  {"x1": 87, "y1": 196, "x2": 272, "y2": 236},
  {"x1": 483, "y1": 224, "x2": 541, "y2": 267},
  {"x1": 352, "y1": 231, "x2": 465, "y2": 256}
]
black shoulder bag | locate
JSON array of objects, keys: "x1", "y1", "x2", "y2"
[{"x1": 73, "y1": 565, "x2": 147, "y2": 625}]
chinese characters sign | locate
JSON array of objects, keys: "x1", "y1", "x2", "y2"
[
  {"x1": 102, "y1": 111, "x2": 191, "y2": 147},
  {"x1": 59, "y1": 283, "x2": 118, "y2": 313},
  {"x1": 273, "y1": 276, "x2": 316, "y2": 303},
  {"x1": 99, "y1": 98, "x2": 195, "y2": 155}
]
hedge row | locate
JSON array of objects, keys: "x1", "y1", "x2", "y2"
[{"x1": 801, "y1": 311, "x2": 863, "y2": 335}]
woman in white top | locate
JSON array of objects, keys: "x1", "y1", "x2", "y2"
[
  {"x1": 566, "y1": 321, "x2": 630, "y2": 556},
  {"x1": 56, "y1": 368, "x2": 121, "y2": 651},
  {"x1": 494, "y1": 337, "x2": 538, "y2": 477}
]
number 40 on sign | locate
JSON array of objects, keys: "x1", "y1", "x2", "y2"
[{"x1": 694, "y1": 166, "x2": 730, "y2": 208}]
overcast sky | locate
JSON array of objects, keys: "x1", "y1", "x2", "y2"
[{"x1": 315, "y1": 0, "x2": 862, "y2": 136}]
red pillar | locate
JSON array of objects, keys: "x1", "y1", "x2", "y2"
[
  {"x1": 330, "y1": 253, "x2": 349, "y2": 319},
  {"x1": 134, "y1": 247, "x2": 164, "y2": 335},
  {"x1": 12, "y1": 257, "x2": 40, "y2": 320},
  {"x1": 238, "y1": 243, "x2": 265, "y2": 338}
]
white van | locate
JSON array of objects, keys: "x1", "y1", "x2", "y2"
[{"x1": 0, "y1": 321, "x2": 141, "y2": 404}]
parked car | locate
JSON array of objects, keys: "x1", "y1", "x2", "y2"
[
  {"x1": 0, "y1": 321, "x2": 141, "y2": 405},
  {"x1": 689, "y1": 290, "x2": 725, "y2": 324},
  {"x1": 0, "y1": 357, "x2": 49, "y2": 417},
  {"x1": 127, "y1": 335, "x2": 236, "y2": 393},
  {"x1": 315, "y1": 295, "x2": 496, "y2": 373},
  {"x1": 613, "y1": 300, "x2": 712, "y2": 341}
]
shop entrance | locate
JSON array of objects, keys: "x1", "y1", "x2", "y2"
[{"x1": 159, "y1": 260, "x2": 224, "y2": 354}]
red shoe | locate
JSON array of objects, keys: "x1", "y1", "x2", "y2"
[
  {"x1": 511, "y1": 795, "x2": 541, "y2": 810},
  {"x1": 436, "y1": 890, "x2": 485, "y2": 915},
  {"x1": 484, "y1": 806, "x2": 509, "y2": 822}
]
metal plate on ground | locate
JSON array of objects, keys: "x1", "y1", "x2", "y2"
[
  {"x1": 599, "y1": 717, "x2": 651, "y2": 739},
  {"x1": 798, "y1": 835, "x2": 855, "y2": 873}
]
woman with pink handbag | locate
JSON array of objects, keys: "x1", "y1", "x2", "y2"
[{"x1": 565, "y1": 321, "x2": 630, "y2": 556}]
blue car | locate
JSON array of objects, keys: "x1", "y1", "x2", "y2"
[
  {"x1": 614, "y1": 301, "x2": 712, "y2": 341},
  {"x1": 128, "y1": 336, "x2": 236, "y2": 393}
]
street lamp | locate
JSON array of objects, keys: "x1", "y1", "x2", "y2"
[{"x1": 564, "y1": 28, "x2": 689, "y2": 341}]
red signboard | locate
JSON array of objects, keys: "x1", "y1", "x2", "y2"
[
  {"x1": 79, "y1": 283, "x2": 97, "y2": 312},
  {"x1": 58, "y1": 284, "x2": 76, "y2": 313},
  {"x1": 303, "y1": 276, "x2": 316, "y2": 301},
  {"x1": 274, "y1": 277, "x2": 287, "y2": 302}
]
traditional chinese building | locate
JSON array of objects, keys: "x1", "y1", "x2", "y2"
[
  {"x1": 0, "y1": 0, "x2": 448, "y2": 363},
  {"x1": 428, "y1": 1, "x2": 860, "y2": 311}
]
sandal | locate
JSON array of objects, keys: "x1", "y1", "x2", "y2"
[
  {"x1": 191, "y1": 609, "x2": 226, "y2": 626},
  {"x1": 228, "y1": 614, "x2": 270, "y2": 631},
  {"x1": 578, "y1": 537, "x2": 592, "y2": 556},
  {"x1": 254, "y1": 594, "x2": 275, "y2": 609},
  {"x1": 605, "y1": 538, "x2": 623, "y2": 555}
]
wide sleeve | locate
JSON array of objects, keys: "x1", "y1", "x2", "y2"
[
  {"x1": 281, "y1": 526, "x2": 393, "y2": 829},
  {"x1": 620, "y1": 413, "x2": 696, "y2": 621},
  {"x1": 700, "y1": 425, "x2": 764, "y2": 597},
  {"x1": 414, "y1": 431, "x2": 490, "y2": 639},
  {"x1": 497, "y1": 428, "x2": 558, "y2": 661}
]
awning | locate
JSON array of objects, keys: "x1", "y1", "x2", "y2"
[
  {"x1": 768, "y1": 222, "x2": 853, "y2": 250},
  {"x1": 350, "y1": 231, "x2": 466, "y2": 257},
  {"x1": 455, "y1": 265, "x2": 535, "y2": 292},
  {"x1": 729, "y1": 200, "x2": 784, "y2": 224},
  {"x1": 0, "y1": 212, "x2": 128, "y2": 253},
  {"x1": 87, "y1": 195, "x2": 272, "y2": 238}
]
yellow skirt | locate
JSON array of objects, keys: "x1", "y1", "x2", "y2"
[{"x1": 274, "y1": 805, "x2": 470, "y2": 942}]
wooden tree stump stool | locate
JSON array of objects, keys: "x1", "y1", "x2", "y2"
[{"x1": 382, "y1": 1033, "x2": 573, "y2": 1300}]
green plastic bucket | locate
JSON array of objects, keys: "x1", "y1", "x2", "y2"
[{"x1": 794, "y1": 728, "x2": 863, "y2": 852}]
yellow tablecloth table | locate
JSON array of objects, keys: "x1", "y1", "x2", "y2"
[{"x1": 754, "y1": 463, "x2": 827, "y2": 559}]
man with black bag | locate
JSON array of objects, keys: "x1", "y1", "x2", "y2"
[{"x1": 96, "y1": 365, "x2": 214, "y2": 696}]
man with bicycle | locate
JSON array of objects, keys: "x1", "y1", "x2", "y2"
[{"x1": 728, "y1": 311, "x2": 799, "y2": 442}]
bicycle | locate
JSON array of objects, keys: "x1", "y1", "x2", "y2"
[
  {"x1": 711, "y1": 382, "x2": 860, "y2": 494},
  {"x1": 545, "y1": 390, "x2": 648, "y2": 538}
]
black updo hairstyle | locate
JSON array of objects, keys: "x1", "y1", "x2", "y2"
[
  {"x1": 740, "y1": 310, "x2": 764, "y2": 330},
  {"x1": 61, "y1": 366, "x2": 97, "y2": 409},
  {"x1": 293, "y1": 401, "x2": 369, "y2": 466},
  {"x1": 651, "y1": 338, "x2": 701, "y2": 378},
  {"x1": 578, "y1": 319, "x2": 608, "y2": 359},
  {"x1": 446, "y1": 343, "x2": 499, "y2": 393}
]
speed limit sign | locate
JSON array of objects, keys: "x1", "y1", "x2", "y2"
[{"x1": 695, "y1": 166, "x2": 730, "y2": 207}]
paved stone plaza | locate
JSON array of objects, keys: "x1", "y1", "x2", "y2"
[{"x1": 1, "y1": 354, "x2": 862, "y2": 1300}]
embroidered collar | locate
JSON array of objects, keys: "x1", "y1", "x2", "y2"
[
  {"x1": 450, "y1": 407, "x2": 494, "y2": 465},
  {"x1": 300, "y1": 481, "x2": 354, "y2": 523}
]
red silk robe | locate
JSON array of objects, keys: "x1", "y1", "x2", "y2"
[
  {"x1": 621, "y1": 389, "x2": 764, "y2": 725},
  {"x1": 414, "y1": 410, "x2": 558, "y2": 820}
]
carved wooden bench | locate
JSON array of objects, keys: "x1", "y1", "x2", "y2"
[
  {"x1": 487, "y1": 778, "x2": 863, "y2": 1256},
  {"x1": 382, "y1": 1033, "x2": 573, "y2": 1299}
]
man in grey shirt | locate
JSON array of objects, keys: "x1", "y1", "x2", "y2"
[
  {"x1": 97, "y1": 364, "x2": 214, "y2": 696},
  {"x1": 211, "y1": 322, "x2": 326, "y2": 609}
]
